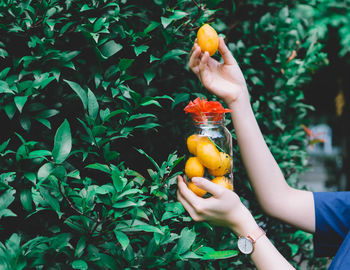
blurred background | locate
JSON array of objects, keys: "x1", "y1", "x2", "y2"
[{"x1": 299, "y1": 3, "x2": 350, "y2": 192}]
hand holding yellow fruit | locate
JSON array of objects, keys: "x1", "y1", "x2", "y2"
[
  {"x1": 187, "y1": 181, "x2": 207, "y2": 197},
  {"x1": 197, "y1": 24, "x2": 219, "y2": 56}
]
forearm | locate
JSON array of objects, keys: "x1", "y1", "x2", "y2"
[
  {"x1": 231, "y1": 211, "x2": 295, "y2": 270},
  {"x1": 251, "y1": 235, "x2": 296, "y2": 270},
  {"x1": 227, "y1": 96, "x2": 314, "y2": 232},
  {"x1": 228, "y1": 97, "x2": 290, "y2": 209}
]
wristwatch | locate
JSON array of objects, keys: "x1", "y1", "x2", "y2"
[{"x1": 237, "y1": 227, "x2": 266, "y2": 255}]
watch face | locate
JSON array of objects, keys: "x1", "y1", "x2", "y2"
[{"x1": 237, "y1": 237, "x2": 253, "y2": 254}]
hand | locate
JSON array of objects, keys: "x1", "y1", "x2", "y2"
[
  {"x1": 188, "y1": 37, "x2": 249, "y2": 106},
  {"x1": 177, "y1": 175, "x2": 258, "y2": 236}
]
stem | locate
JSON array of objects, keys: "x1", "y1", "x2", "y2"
[
  {"x1": 58, "y1": 180, "x2": 101, "y2": 223},
  {"x1": 208, "y1": 137, "x2": 226, "y2": 153}
]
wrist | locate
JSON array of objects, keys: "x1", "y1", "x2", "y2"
[
  {"x1": 225, "y1": 90, "x2": 250, "y2": 110},
  {"x1": 229, "y1": 206, "x2": 259, "y2": 237}
]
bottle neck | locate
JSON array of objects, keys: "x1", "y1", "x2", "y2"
[
  {"x1": 190, "y1": 112, "x2": 226, "y2": 126},
  {"x1": 192, "y1": 118, "x2": 225, "y2": 126}
]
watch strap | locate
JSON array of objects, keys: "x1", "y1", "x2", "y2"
[{"x1": 247, "y1": 227, "x2": 266, "y2": 244}]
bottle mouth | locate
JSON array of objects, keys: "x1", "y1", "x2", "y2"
[{"x1": 191, "y1": 112, "x2": 226, "y2": 125}]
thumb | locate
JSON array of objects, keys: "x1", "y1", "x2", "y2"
[{"x1": 192, "y1": 177, "x2": 226, "y2": 197}]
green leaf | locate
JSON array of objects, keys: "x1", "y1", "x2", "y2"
[
  {"x1": 87, "y1": 89, "x2": 99, "y2": 120},
  {"x1": 0, "y1": 139, "x2": 10, "y2": 153},
  {"x1": 96, "y1": 184, "x2": 114, "y2": 195},
  {"x1": 85, "y1": 163, "x2": 111, "y2": 173},
  {"x1": 0, "y1": 80, "x2": 13, "y2": 94},
  {"x1": 0, "y1": 189, "x2": 15, "y2": 211},
  {"x1": 134, "y1": 45, "x2": 149, "y2": 56},
  {"x1": 200, "y1": 250, "x2": 239, "y2": 260},
  {"x1": 150, "y1": 55, "x2": 160, "y2": 63},
  {"x1": 130, "y1": 224, "x2": 163, "y2": 234},
  {"x1": 112, "y1": 169, "x2": 126, "y2": 192},
  {"x1": 113, "y1": 200, "x2": 137, "y2": 208},
  {"x1": 39, "y1": 187, "x2": 60, "y2": 212},
  {"x1": 161, "y1": 49, "x2": 187, "y2": 62},
  {"x1": 287, "y1": 243, "x2": 299, "y2": 257},
  {"x1": 0, "y1": 67, "x2": 10, "y2": 79},
  {"x1": 176, "y1": 227, "x2": 196, "y2": 255},
  {"x1": 37, "y1": 162, "x2": 54, "y2": 183},
  {"x1": 4, "y1": 103, "x2": 16, "y2": 119},
  {"x1": 129, "y1": 113, "x2": 157, "y2": 121},
  {"x1": 136, "y1": 149, "x2": 160, "y2": 171},
  {"x1": 161, "y1": 17, "x2": 173, "y2": 28},
  {"x1": 144, "y1": 69, "x2": 156, "y2": 85},
  {"x1": 64, "y1": 80, "x2": 88, "y2": 109},
  {"x1": 14, "y1": 96, "x2": 28, "y2": 113},
  {"x1": 100, "y1": 40, "x2": 123, "y2": 59},
  {"x1": 114, "y1": 231, "x2": 130, "y2": 250},
  {"x1": 72, "y1": 260, "x2": 88, "y2": 270},
  {"x1": 118, "y1": 59, "x2": 134, "y2": 71},
  {"x1": 144, "y1": 21, "x2": 160, "y2": 33},
  {"x1": 28, "y1": 150, "x2": 52, "y2": 159},
  {"x1": 134, "y1": 123, "x2": 160, "y2": 130},
  {"x1": 52, "y1": 119, "x2": 72, "y2": 164},
  {"x1": 172, "y1": 93, "x2": 190, "y2": 109},
  {"x1": 38, "y1": 162, "x2": 54, "y2": 183},
  {"x1": 20, "y1": 189, "x2": 32, "y2": 212},
  {"x1": 75, "y1": 237, "x2": 86, "y2": 258}
]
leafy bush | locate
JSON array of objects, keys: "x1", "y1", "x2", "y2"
[{"x1": 0, "y1": 0, "x2": 338, "y2": 269}]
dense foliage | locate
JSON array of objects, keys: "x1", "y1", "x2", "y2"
[{"x1": 0, "y1": 0, "x2": 346, "y2": 269}]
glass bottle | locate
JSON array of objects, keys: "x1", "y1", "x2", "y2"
[{"x1": 184, "y1": 98, "x2": 234, "y2": 195}]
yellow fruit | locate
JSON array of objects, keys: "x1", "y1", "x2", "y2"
[
  {"x1": 208, "y1": 152, "x2": 232, "y2": 177},
  {"x1": 196, "y1": 140, "x2": 221, "y2": 170},
  {"x1": 197, "y1": 24, "x2": 219, "y2": 56},
  {"x1": 188, "y1": 181, "x2": 207, "y2": 197},
  {"x1": 186, "y1": 134, "x2": 210, "y2": 155},
  {"x1": 185, "y1": 157, "x2": 205, "y2": 179},
  {"x1": 212, "y1": 176, "x2": 233, "y2": 191}
]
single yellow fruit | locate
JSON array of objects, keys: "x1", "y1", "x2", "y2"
[
  {"x1": 187, "y1": 134, "x2": 210, "y2": 155},
  {"x1": 196, "y1": 140, "x2": 221, "y2": 170},
  {"x1": 188, "y1": 181, "x2": 207, "y2": 197},
  {"x1": 212, "y1": 176, "x2": 233, "y2": 191},
  {"x1": 197, "y1": 24, "x2": 219, "y2": 56},
  {"x1": 185, "y1": 157, "x2": 205, "y2": 179},
  {"x1": 208, "y1": 152, "x2": 232, "y2": 177}
]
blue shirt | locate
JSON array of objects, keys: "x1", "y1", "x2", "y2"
[{"x1": 313, "y1": 192, "x2": 350, "y2": 269}]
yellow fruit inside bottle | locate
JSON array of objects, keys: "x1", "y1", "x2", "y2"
[
  {"x1": 186, "y1": 134, "x2": 210, "y2": 155},
  {"x1": 208, "y1": 152, "x2": 232, "y2": 177},
  {"x1": 212, "y1": 176, "x2": 233, "y2": 191},
  {"x1": 187, "y1": 181, "x2": 207, "y2": 197},
  {"x1": 185, "y1": 156, "x2": 205, "y2": 179},
  {"x1": 196, "y1": 139, "x2": 221, "y2": 170},
  {"x1": 197, "y1": 24, "x2": 219, "y2": 56}
]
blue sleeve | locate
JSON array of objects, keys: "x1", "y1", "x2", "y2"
[
  {"x1": 313, "y1": 192, "x2": 350, "y2": 257},
  {"x1": 328, "y1": 232, "x2": 350, "y2": 270}
]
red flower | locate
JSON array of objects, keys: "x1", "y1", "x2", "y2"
[{"x1": 184, "y1": 97, "x2": 231, "y2": 122}]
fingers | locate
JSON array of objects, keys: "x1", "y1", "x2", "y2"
[
  {"x1": 189, "y1": 39, "x2": 198, "y2": 55},
  {"x1": 177, "y1": 190, "x2": 202, "y2": 221},
  {"x1": 198, "y1": 51, "x2": 210, "y2": 76},
  {"x1": 188, "y1": 43, "x2": 201, "y2": 71},
  {"x1": 177, "y1": 175, "x2": 203, "y2": 206},
  {"x1": 218, "y1": 37, "x2": 237, "y2": 66},
  {"x1": 177, "y1": 175, "x2": 202, "y2": 221},
  {"x1": 192, "y1": 177, "x2": 226, "y2": 197}
]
